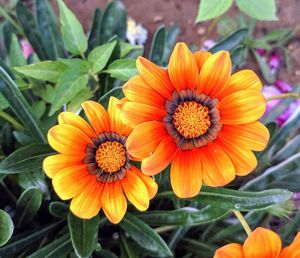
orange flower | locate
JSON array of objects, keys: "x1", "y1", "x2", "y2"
[
  {"x1": 43, "y1": 97, "x2": 157, "y2": 223},
  {"x1": 121, "y1": 42, "x2": 269, "y2": 198},
  {"x1": 214, "y1": 227, "x2": 300, "y2": 258}
]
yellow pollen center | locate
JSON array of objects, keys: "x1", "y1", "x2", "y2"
[
  {"x1": 173, "y1": 101, "x2": 211, "y2": 139},
  {"x1": 95, "y1": 141, "x2": 126, "y2": 173}
]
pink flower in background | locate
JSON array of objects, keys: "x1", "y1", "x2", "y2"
[
  {"x1": 20, "y1": 39, "x2": 34, "y2": 59},
  {"x1": 201, "y1": 39, "x2": 216, "y2": 50},
  {"x1": 268, "y1": 52, "x2": 281, "y2": 74},
  {"x1": 256, "y1": 48, "x2": 266, "y2": 56},
  {"x1": 275, "y1": 80, "x2": 292, "y2": 93}
]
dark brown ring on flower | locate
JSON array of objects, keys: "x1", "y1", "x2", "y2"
[
  {"x1": 83, "y1": 132, "x2": 131, "y2": 183},
  {"x1": 163, "y1": 89, "x2": 222, "y2": 151}
]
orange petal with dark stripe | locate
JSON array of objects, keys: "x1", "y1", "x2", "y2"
[
  {"x1": 126, "y1": 121, "x2": 168, "y2": 160},
  {"x1": 193, "y1": 50, "x2": 212, "y2": 71},
  {"x1": 243, "y1": 227, "x2": 282, "y2": 258},
  {"x1": 197, "y1": 51, "x2": 231, "y2": 98},
  {"x1": 123, "y1": 75, "x2": 165, "y2": 108},
  {"x1": 48, "y1": 124, "x2": 92, "y2": 155},
  {"x1": 136, "y1": 57, "x2": 174, "y2": 99},
  {"x1": 200, "y1": 144, "x2": 235, "y2": 187},
  {"x1": 108, "y1": 96, "x2": 132, "y2": 136},
  {"x1": 58, "y1": 112, "x2": 96, "y2": 138},
  {"x1": 121, "y1": 102, "x2": 165, "y2": 127},
  {"x1": 70, "y1": 181, "x2": 103, "y2": 219},
  {"x1": 219, "y1": 89, "x2": 266, "y2": 125},
  {"x1": 101, "y1": 181, "x2": 127, "y2": 224},
  {"x1": 170, "y1": 148, "x2": 202, "y2": 198},
  {"x1": 43, "y1": 154, "x2": 83, "y2": 179},
  {"x1": 214, "y1": 243, "x2": 243, "y2": 258},
  {"x1": 52, "y1": 164, "x2": 93, "y2": 200},
  {"x1": 81, "y1": 101, "x2": 110, "y2": 134},
  {"x1": 279, "y1": 232, "x2": 300, "y2": 258},
  {"x1": 141, "y1": 136, "x2": 177, "y2": 176},
  {"x1": 121, "y1": 169, "x2": 149, "y2": 211},
  {"x1": 130, "y1": 165, "x2": 158, "y2": 199},
  {"x1": 168, "y1": 42, "x2": 199, "y2": 92}
]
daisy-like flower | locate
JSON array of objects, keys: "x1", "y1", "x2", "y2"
[
  {"x1": 43, "y1": 97, "x2": 157, "y2": 223},
  {"x1": 214, "y1": 227, "x2": 300, "y2": 258},
  {"x1": 121, "y1": 42, "x2": 270, "y2": 198}
]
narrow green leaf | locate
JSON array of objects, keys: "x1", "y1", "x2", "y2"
[
  {"x1": 0, "y1": 92, "x2": 9, "y2": 110},
  {"x1": 15, "y1": 187, "x2": 42, "y2": 227},
  {"x1": 120, "y1": 213, "x2": 172, "y2": 257},
  {"x1": 0, "y1": 68, "x2": 47, "y2": 142},
  {"x1": 57, "y1": 0, "x2": 87, "y2": 55},
  {"x1": 196, "y1": 0, "x2": 233, "y2": 22},
  {"x1": 120, "y1": 42, "x2": 143, "y2": 58},
  {"x1": 163, "y1": 25, "x2": 180, "y2": 64},
  {"x1": 209, "y1": 28, "x2": 248, "y2": 53},
  {"x1": 67, "y1": 88, "x2": 93, "y2": 113},
  {"x1": 271, "y1": 135, "x2": 300, "y2": 163},
  {"x1": 103, "y1": 59, "x2": 137, "y2": 81},
  {"x1": 98, "y1": 86, "x2": 124, "y2": 109},
  {"x1": 27, "y1": 233, "x2": 72, "y2": 258},
  {"x1": 88, "y1": 41, "x2": 117, "y2": 73},
  {"x1": 9, "y1": 34, "x2": 27, "y2": 67},
  {"x1": 149, "y1": 25, "x2": 166, "y2": 65},
  {"x1": 252, "y1": 50, "x2": 275, "y2": 83},
  {"x1": 49, "y1": 202, "x2": 69, "y2": 218},
  {"x1": 138, "y1": 206, "x2": 228, "y2": 226},
  {"x1": 36, "y1": 0, "x2": 64, "y2": 60},
  {"x1": 0, "y1": 209, "x2": 14, "y2": 247},
  {"x1": 0, "y1": 144, "x2": 53, "y2": 174},
  {"x1": 100, "y1": 1, "x2": 127, "y2": 43},
  {"x1": 236, "y1": 0, "x2": 277, "y2": 21},
  {"x1": 88, "y1": 8, "x2": 103, "y2": 52},
  {"x1": 14, "y1": 61, "x2": 68, "y2": 83},
  {"x1": 68, "y1": 212, "x2": 99, "y2": 258},
  {"x1": 16, "y1": 2, "x2": 48, "y2": 60},
  {"x1": 50, "y1": 71, "x2": 89, "y2": 115},
  {"x1": 120, "y1": 233, "x2": 138, "y2": 258}
]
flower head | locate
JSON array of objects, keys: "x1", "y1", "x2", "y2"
[
  {"x1": 43, "y1": 97, "x2": 157, "y2": 223},
  {"x1": 20, "y1": 38, "x2": 34, "y2": 59},
  {"x1": 214, "y1": 227, "x2": 300, "y2": 258},
  {"x1": 126, "y1": 17, "x2": 148, "y2": 45},
  {"x1": 121, "y1": 42, "x2": 269, "y2": 198}
]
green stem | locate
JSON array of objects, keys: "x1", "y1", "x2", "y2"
[
  {"x1": 266, "y1": 93, "x2": 300, "y2": 101},
  {"x1": 0, "y1": 110, "x2": 24, "y2": 129},
  {"x1": 154, "y1": 225, "x2": 178, "y2": 234},
  {"x1": 233, "y1": 210, "x2": 252, "y2": 236}
]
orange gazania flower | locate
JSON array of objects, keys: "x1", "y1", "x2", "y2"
[
  {"x1": 43, "y1": 97, "x2": 157, "y2": 223},
  {"x1": 214, "y1": 227, "x2": 300, "y2": 258},
  {"x1": 121, "y1": 42, "x2": 270, "y2": 198}
]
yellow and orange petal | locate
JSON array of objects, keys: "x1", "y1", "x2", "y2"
[
  {"x1": 44, "y1": 97, "x2": 157, "y2": 223},
  {"x1": 214, "y1": 228, "x2": 300, "y2": 258},
  {"x1": 122, "y1": 41, "x2": 269, "y2": 198}
]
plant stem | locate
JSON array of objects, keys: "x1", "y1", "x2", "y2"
[
  {"x1": 0, "y1": 110, "x2": 24, "y2": 129},
  {"x1": 266, "y1": 93, "x2": 300, "y2": 101},
  {"x1": 233, "y1": 210, "x2": 252, "y2": 236},
  {"x1": 155, "y1": 225, "x2": 178, "y2": 234},
  {"x1": 202, "y1": 16, "x2": 221, "y2": 43}
]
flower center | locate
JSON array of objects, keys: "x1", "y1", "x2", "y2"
[
  {"x1": 95, "y1": 141, "x2": 126, "y2": 173},
  {"x1": 173, "y1": 101, "x2": 211, "y2": 139}
]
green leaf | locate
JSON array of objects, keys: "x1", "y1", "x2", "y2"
[
  {"x1": 149, "y1": 25, "x2": 166, "y2": 66},
  {"x1": 14, "y1": 61, "x2": 68, "y2": 83},
  {"x1": 163, "y1": 26, "x2": 180, "y2": 64},
  {"x1": 0, "y1": 209, "x2": 14, "y2": 247},
  {"x1": 159, "y1": 186, "x2": 292, "y2": 212},
  {"x1": 50, "y1": 71, "x2": 89, "y2": 115},
  {"x1": 68, "y1": 212, "x2": 99, "y2": 258},
  {"x1": 88, "y1": 41, "x2": 117, "y2": 74},
  {"x1": 210, "y1": 28, "x2": 248, "y2": 53},
  {"x1": 27, "y1": 233, "x2": 72, "y2": 258},
  {"x1": 120, "y1": 42, "x2": 143, "y2": 58},
  {"x1": 0, "y1": 144, "x2": 53, "y2": 174},
  {"x1": 36, "y1": 0, "x2": 64, "y2": 60},
  {"x1": 57, "y1": 0, "x2": 87, "y2": 55},
  {"x1": 252, "y1": 50, "x2": 275, "y2": 83},
  {"x1": 242, "y1": 152, "x2": 300, "y2": 192},
  {"x1": 0, "y1": 221, "x2": 63, "y2": 257},
  {"x1": 138, "y1": 206, "x2": 228, "y2": 226},
  {"x1": 0, "y1": 68, "x2": 47, "y2": 142},
  {"x1": 100, "y1": 1, "x2": 127, "y2": 43},
  {"x1": 49, "y1": 202, "x2": 69, "y2": 218},
  {"x1": 67, "y1": 88, "x2": 93, "y2": 113},
  {"x1": 9, "y1": 34, "x2": 27, "y2": 67},
  {"x1": 88, "y1": 8, "x2": 103, "y2": 52},
  {"x1": 196, "y1": 0, "x2": 233, "y2": 22},
  {"x1": 120, "y1": 233, "x2": 138, "y2": 258},
  {"x1": 0, "y1": 92, "x2": 9, "y2": 110},
  {"x1": 236, "y1": 0, "x2": 277, "y2": 21},
  {"x1": 32, "y1": 100, "x2": 46, "y2": 120},
  {"x1": 217, "y1": 16, "x2": 237, "y2": 36},
  {"x1": 120, "y1": 213, "x2": 172, "y2": 257},
  {"x1": 16, "y1": 2, "x2": 48, "y2": 60},
  {"x1": 98, "y1": 86, "x2": 124, "y2": 108},
  {"x1": 15, "y1": 187, "x2": 42, "y2": 227},
  {"x1": 103, "y1": 59, "x2": 137, "y2": 81}
]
